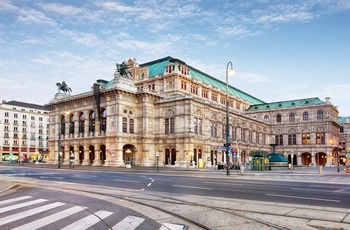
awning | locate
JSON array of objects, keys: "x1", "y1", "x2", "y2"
[{"x1": 269, "y1": 153, "x2": 288, "y2": 162}]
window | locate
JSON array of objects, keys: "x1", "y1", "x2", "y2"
[
  {"x1": 69, "y1": 114, "x2": 74, "y2": 134},
  {"x1": 316, "y1": 133, "x2": 325, "y2": 144},
  {"x1": 129, "y1": 118, "x2": 134, "y2": 134},
  {"x1": 89, "y1": 111, "x2": 95, "y2": 132},
  {"x1": 276, "y1": 114, "x2": 281, "y2": 122},
  {"x1": 317, "y1": 110, "x2": 323, "y2": 119},
  {"x1": 288, "y1": 134, "x2": 296, "y2": 145},
  {"x1": 100, "y1": 109, "x2": 107, "y2": 132},
  {"x1": 236, "y1": 102, "x2": 240, "y2": 110},
  {"x1": 23, "y1": 115, "x2": 26, "y2": 119},
  {"x1": 248, "y1": 131, "x2": 252, "y2": 143},
  {"x1": 220, "y1": 96, "x2": 225, "y2": 105},
  {"x1": 202, "y1": 89, "x2": 208, "y2": 99},
  {"x1": 31, "y1": 116, "x2": 35, "y2": 121},
  {"x1": 211, "y1": 93, "x2": 217, "y2": 102},
  {"x1": 165, "y1": 118, "x2": 175, "y2": 134},
  {"x1": 4, "y1": 112, "x2": 9, "y2": 117},
  {"x1": 229, "y1": 100, "x2": 233, "y2": 108},
  {"x1": 340, "y1": 127, "x2": 344, "y2": 133},
  {"x1": 302, "y1": 133, "x2": 311, "y2": 144},
  {"x1": 241, "y1": 129, "x2": 245, "y2": 141},
  {"x1": 275, "y1": 135, "x2": 283, "y2": 145},
  {"x1": 79, "y1": 113, "x2": 85, "y2": 133},
  {"x1": 181, "y1": 81, "x2": 187, "y2": 90},
  {"x1": 181, "y1": 67, "x2": 187, "y2": 75},
  {"x1": 191, "y1": 85, "x2": 198, "y2": 95},
  {"x1": 231, "y1": 127, "x2": 237, "y2": 140},
  {"x1": 289, "y1": 113, "x2": 295, "y2": 121},
  {"x1": 148, "y1": 83, "x2": 155, "y2": 90},
  {"x1": 194, "y1": 118, "x2": 202, "y2": 135},
  {"x1": 210, "y1": 122, "x2": 217, "y2": 137},
  {"x1": 303, "y1": 112, "x2": 308, "y2": 120},
  {"x1": 39, "y1": 117, "x2": 43, "y2": 121},
  {"x1": 264, "y1": 115, "x2": 269, "y2": 122},
  {"x1": 122, "y1": 117, "x2": 128, "y2": 133},
  {"x1": 14, "y1": 113, "x2": 18, "y2": 118},
  {"x1": 22, "y1": 121, "x2": 26, "y2": 126}
]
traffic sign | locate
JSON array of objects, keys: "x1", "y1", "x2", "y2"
[{"x1": 217, "y1": 146, "x2": 226, "y2": 150}]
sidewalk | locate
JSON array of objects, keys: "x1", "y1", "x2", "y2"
[{"x1": 1, "y1": 163, "x2": 350, "y2": 229}]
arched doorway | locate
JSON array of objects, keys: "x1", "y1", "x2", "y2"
[
  {"x1": 301, "y1": 152, "x2": 311, "y2": 166},
  {"x1": 79, "y1": 146, "x2": 84, "y2": 164},
  {"x1": 316, "y1": 152, "x2": 327, "y2": 166},
  {"x1": 89, "y1": 145, "x2": 95, "y2": 164},
  {"x1": 164, "y1": 148, "x2": 176, "y2": 165},
  {"x1": 171, "y1": 148, "x2": 176, "y2": 165},
  {"x1": 165, "y1": 149, "x2": 170, "y2": 165},
  {"x1": 100, "y1": 145, "x2": 106, "y2": 164},
  {"x1": 123, "y1": 144, "x2": 134, "y2": 165}
]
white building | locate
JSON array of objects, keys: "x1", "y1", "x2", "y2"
[{"x1": 0, "y1": 100, "x2": 50, "y2": 162}]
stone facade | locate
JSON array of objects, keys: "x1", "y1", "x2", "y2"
[{"x1": 46, "y1": 57, "x2": 349, "y2": 168}]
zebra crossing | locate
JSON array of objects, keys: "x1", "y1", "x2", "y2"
[{"x1": 0, "y1": 195, "x2": 172, "y2": 230}]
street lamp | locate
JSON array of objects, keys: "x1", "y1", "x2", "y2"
[
  {"x1": 155, "y1": 151, "x2": 160, "y2": 173},
  {"x1": 225, "y1": 61, "x2": 235, "y2": 176},
  {"x1": 57, "y1": 104, "x2": 61, "y2": 169}
]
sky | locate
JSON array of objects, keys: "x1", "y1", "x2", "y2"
[{"x1": 0, "y1": 0, "x2": 349, "y2": 115}]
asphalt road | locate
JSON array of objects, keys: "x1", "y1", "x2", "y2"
[{"x1": 1, "y1": 165, "x2": 349, "y2": 209}]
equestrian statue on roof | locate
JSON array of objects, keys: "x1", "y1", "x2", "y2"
[
  {"x1": 116, "y1": 61, "x2": 133, "y2": 79},
  {"x1": 56, "y1": 81, "x2": 72, "y2": 94}
]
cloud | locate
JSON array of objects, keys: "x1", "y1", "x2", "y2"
[
  {"x1": 0, "y1": 0, "x2": 18, "y2": 11},
  {"x1": 37, "y1": 3, "x2": 84, "y2": 16},
  {"x1": 18, "y1": 8, "x2": 56, "y2": 26},
  {"x1": 236, "y1": 72, "x2": 273, "y2": 84}
]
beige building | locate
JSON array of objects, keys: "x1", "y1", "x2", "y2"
[
  {"x1": 45, "y1": 56, "x2": 349, "y2": 168},
  {"x1": 0, "y1": 100, "x2": 50, "y2": 163}
]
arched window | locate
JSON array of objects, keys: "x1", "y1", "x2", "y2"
[
  {"x1": 317, "y1": 110, "x2": 324, "y2": 119},
  {"x1": 69, "y1": 114, "x2": 75, "y2": 134},
  {"x1": 276, "y1": 114, "x2": 281, "y2": 122},
  {"x1": 79, "y1": 113, "x2": 85, "y2": 133},
  {"x1": 289, "y1": 113, "x2": 295, "y2": 121},
  {"x1": 89, "y1": 111, "x2": 95, "y2": 132},
  {"x1": 60, "y1": 115, "x2": 66, "y2": 135},
  {"x1": 303, "y1": 111, "x2": 308, "y2": 120},
  {"x1": 264, "y1": 115, "x2": 269, "y2": 122},
  {"x1": 100, "y1": 109, "x2": 107, "y2": 132}
]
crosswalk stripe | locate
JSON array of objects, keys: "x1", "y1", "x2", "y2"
[
  {"x1": 0, "y1": 199, "x2": 47, "y2": 214},
  {"x1": 0, "y1": 196, "x2": 32, "y2": 205},
  {"x1": 112, "y1": 216, "x2": 145, "y2": 230},
  {"x1": 61, "y1": 210, "x2": 113, "y2": 230},
  {"x1": 12, "y1": 206, "x2": 88, "y2": 230},
  {"x1": 0, "y1": 202, "x2": 65, "y2": 226}
]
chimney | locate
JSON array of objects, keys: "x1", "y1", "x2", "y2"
[{"x1": 325, "y1": 97, "x2": 330, "y2": 104}]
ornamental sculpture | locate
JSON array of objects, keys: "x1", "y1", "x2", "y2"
[{"x1": 56, "y1": 81, "x2": 72, "y2": 94}]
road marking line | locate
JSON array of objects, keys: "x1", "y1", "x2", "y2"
[
  {"x1": 202, "y1": 182, "x2": 243, "y2": 186},
  {"x1": 266, "y1": 194, "x2": 340, "y2": 202},
  {"x1": 112, "y1": 216, "x2": 145, "y2": 230},
  {"x1": 61, "y1": 210, "x2": 113, "y2": 230},
  {"x1": 0, "y1": 196, "x2": 32, "y2": 205},
  {"x1": 113, "y1": 179, "x2": 141, "y2": 183},
  {"x1": 0, "y1": 202, "x2": 65, "y2": 226},
  {"x1": 12, "y1": 206, "x2": 87, "y2": 230},
  {"x1": 160, "y1": 223, "x2": 186, "y2": 230},
  {"x1": 172, "y1": 185, "x2": 213, "y2": 190},
  {"x1": 0, "y1": 199, "x2": 47, "y2": 214}
]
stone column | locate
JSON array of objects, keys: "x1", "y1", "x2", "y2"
[
  {"x1": 93, "y1": 148, "x2": 102, "y2": 166},
  {"x1": 82, "y1": 148, "x2": 90, "y2": 165}
]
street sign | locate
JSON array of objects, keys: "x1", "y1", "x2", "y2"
[{"x1": 217, "y1": 146, "x2": 226, "y2": 150}]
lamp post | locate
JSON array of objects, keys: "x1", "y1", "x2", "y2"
[
  {"x1": 57, "y1": 104, "x2": 61, "y2": 169},
  {"x1": 155, "y1": 151, "x2": 159, "y2": 173},
  {"x1": 225, "y1": 61, "x2": 235, "y2": 176}
]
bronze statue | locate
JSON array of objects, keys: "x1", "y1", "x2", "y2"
[
  {"x1": 56, "y1": 81, "x2": 72, "y2": 94},
  {"x1": 116, "y1": 61, "x2": 133, "y2": 79}
]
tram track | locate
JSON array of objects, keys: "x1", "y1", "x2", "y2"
[{"x1": 1, "y1": 181, "x2": 306, "y2": 230}]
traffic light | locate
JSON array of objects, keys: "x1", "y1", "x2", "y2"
[{"x1": 223, "y1": 143, "x2": 231, "y2": 147}]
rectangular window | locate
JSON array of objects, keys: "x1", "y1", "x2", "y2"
[
  {"x1": 181, "y1": 81, "x2": 187, "y2": 90},
  {"x1": 316, "y1": 133, "x2": 325, "y2": 144},
  {"x1": 23, "y1": 114, "x2": 26, "y2": 119},
  {"x1": 302, "y1": 133, "x2": 311, "y2": 145},
  {"x1": 165, "y1": 118, "x2": 175, "y2": 134},
  {"x1": 31, "y1": 116, "x2": 35, "y2": 121},
  {"x1": 122, "y1": 117, "x2": 127, "y2": 133},
  {"x1": 211, "y1": 93, "x2": 217, "y2": 102},
  {"x1": 241, "y1": 129, "x2": 245, "y2": 142},
  {"x1": 229, "y1": 100, "x2": 233, "y2": 108},
  {"x1": 191, "y1": 85, "x2": 198, "y2": 95},
  {"x1": 5, "y1": 112, "x2": 9, "y2": 117},
  {"x1": 236, "y1": 102, "x2": 240, "y2": 110},
  {"x1": 14, "y1": 113, "x2": 18, "y2": 118},
  {"x1": 194, "y1": 118, "x2": 202, "y2": 135},
  {"x1": 288, "y1": 134, "x2": 296, "y2": 145},
  {"x1": 232, "y1": 127, "x2": 237, "y2": 141},
  {"x1": 129, "y1": 118, "x2": 134, "y2": 134},
  {"x1": 220, "y1": 96, "x2": 225, "y2": 105},
  {"x1": 275, "y1": 135, "x2": 283, "y2": 145},
  {"x1": 210, "y1": 122, "x2": 217, "y2": 137},
  {"x1": 202, "y1": 89, "x2": 208, "y2": 99}
]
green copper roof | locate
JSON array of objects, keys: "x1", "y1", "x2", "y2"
[
  {"x1": 338, "y1": 116, "x2": 350, "y2": 123},
  {"x1": 142, "y1": 56, "x2": 264, "y2": 105},
  {"x1": 247, "y1": 97, "x2": 325, "y2": 111}
]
